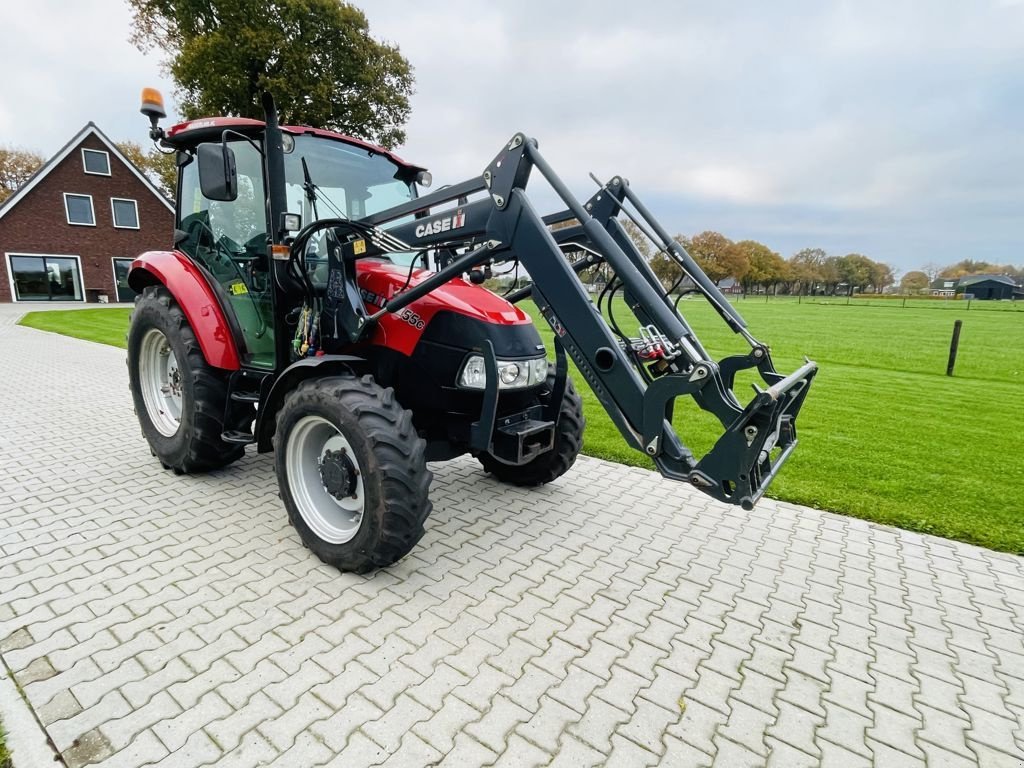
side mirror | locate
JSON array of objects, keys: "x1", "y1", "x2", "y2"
[{"x1": 197, "y1": 142, "x2": 237, "y2": 202}]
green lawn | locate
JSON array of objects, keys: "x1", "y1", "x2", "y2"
[
  {"x1": 19, "y1": 301, "x2": 1024, "y2": 553},
  {"x1": 18, "y1": 308, "x2": 132, "y2": 347}
]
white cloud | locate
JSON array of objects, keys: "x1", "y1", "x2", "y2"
[{"x1": 2, "y1": 0, "x2": 1021, "y2": 268}]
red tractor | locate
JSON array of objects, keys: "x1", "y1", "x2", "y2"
[{"x1": 127, "y1": 89, "x2": 816, "y2": 572}]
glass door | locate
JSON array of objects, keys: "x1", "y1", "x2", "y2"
[
  {"x1": 112, "y1": 258, "x2": 138, "y2": 303},
  {"x1": 9, "y1": 255, "x2": 83, "y2": 301}
]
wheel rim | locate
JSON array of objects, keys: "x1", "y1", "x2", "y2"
[
  {"x1": 138, "y1": 328, "x2": 183, "y2": 437},
  {"x1": 285, "y1": 415, "x2": 366, "y2": 545}
]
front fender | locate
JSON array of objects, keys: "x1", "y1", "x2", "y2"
[
  {"x1": 255, "y1": 355, "x2": 366, "y2": 452},
  {"x1": 129, "y1": 250, "x2": 242, "y2": 370}
]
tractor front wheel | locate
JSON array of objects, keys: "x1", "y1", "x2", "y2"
[
  {"x1": 128, "y1": 285, "x2": 247, "y2": 473},
  {"x1": 478, "y1": 370, "x2": 585, "y2": 487},
  {"x1": 274, "y1": 375, "x2": 433, "y2": 573}
]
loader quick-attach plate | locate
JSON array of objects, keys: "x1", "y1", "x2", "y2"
[{"x1": 675, "y1": 360, "x2": 817, "y2": 510}]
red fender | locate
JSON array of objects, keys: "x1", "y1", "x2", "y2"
[{"x1": 128, "y1": 251, "x2": 242, "y2": 370}]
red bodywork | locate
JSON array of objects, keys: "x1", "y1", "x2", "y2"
[
  {"x1": 130, "y1": 252, "x2": 530, "y2": 369},
  {"x1": 164, "y1": 117, "x2": 424, "y2": 172},
  {"x1": 129, "y1": 251, "x2": 242, "y2": 370},
  {"x1": 356, "y1": 261, "x2": 531, "y2": 356}
]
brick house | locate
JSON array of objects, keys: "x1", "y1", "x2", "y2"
[{"x1": 0, "y1": 122, "x2": 173, "y2": 303}]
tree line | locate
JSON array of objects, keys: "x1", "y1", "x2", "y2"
[{"x1": 617, "y1": 224, "x2": 895, "y2": 295}]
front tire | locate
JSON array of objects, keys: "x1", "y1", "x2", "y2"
[
  {"x1": 128, "y1": 285, "x2": 246, "y2": 473},
  {"x1": 478, "y1": 370, "x2": 585, "y2": 486},
  {"x1": 274, "y1": 375, "x2": 433, "y2": 573}
]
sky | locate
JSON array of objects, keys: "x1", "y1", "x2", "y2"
[{"x1": 1, "y1": 0, "x2": 1021, "y2": 274}]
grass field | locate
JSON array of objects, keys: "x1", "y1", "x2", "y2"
[{"x1": 20, "y1": 301, "x2": 1024, "y2": 553}]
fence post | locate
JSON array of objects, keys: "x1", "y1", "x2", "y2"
[
  {"x1": 902, "y1": 296, "x2": 906, "y2": 308},
  {"x1": 946, "y1": 320, "x2": 963, "y2": 376}
]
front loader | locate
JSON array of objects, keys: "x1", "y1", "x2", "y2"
[{"x1": 127, "y1": 88, "x2": 816, "y2": 573}]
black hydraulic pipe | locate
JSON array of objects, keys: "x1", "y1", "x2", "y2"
[
  {"x1": 369, "y1": 240, "x2": 497, "y2": 321},
  {"x1": 618, "y1": 184, "x2": 747, "y2": 331},
  {"x1": 525, "y1": 144, "x2": 694, "y2": 353},
  {"x1": 505, "y1": 252, "x2": 602, "y2": 304}
]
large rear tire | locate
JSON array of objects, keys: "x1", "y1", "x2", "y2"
[
  {"x1": 274, "y1": 375, "x2": 433, "y2": 573},
  {"x1": 128, "y1": 285, "x2": 246, "y2": 473},
  {"x1": 478, "y1": 370, "x2": 585, "y2": 487}
]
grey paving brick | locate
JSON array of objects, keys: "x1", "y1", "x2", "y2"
[
  {"x1": 3, "y1": 310, "x2": 1024, "y2": 768},
  {"x1": 411, "y1": 694, "x2": 481, "y2": 754},
  {"x1": 309, "y1": 692, "x2": 383, "y2": 752}
]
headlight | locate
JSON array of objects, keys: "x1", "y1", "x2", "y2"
[{"x1": 458, "y1": 355, "x2": 550, "y2": 390}]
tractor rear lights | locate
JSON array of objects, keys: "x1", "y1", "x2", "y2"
[{"x1": 458, "y1": 355, "x2": 548, "y2": 390}]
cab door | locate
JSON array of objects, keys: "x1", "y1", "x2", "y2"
[{"x1": 176, "y1": 139, "x2": 276, "y2": 370}]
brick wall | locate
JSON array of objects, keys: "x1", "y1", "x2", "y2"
[{"x1": 0, "y1": 132, "x2": 174, "y2": 302}]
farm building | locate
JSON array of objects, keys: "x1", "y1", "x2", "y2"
[
  {"x1": 929, "y1": 277, "x2": 959, "y2": 297},
  {"x1": 930, "y1": 274, "x2": 1023, "y2": 300},
  {"x1": 0, "y1": 123, "x2": 173, "y2": 303},
  {"x1": 956, "y1": 274, "x2": 1023, "y2": 300}
]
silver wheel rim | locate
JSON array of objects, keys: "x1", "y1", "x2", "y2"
[
  {"x1": 285, "y1": 415, "x2": 366, "y2": 545},
  {"x1": 138, "y1": 328, "x2": 182, "y2": 437}
]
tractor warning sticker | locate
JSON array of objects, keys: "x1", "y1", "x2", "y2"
[
  {"x1": 228, "y1": 281, "x2": 248, "y2": 296},
  {"x1": 353, "y1": 239, "x2": 367, "y2": 255}
]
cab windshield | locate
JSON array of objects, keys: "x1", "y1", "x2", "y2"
[{"x1": 283, "y1": 133, "x2": 415, "y2": 223}]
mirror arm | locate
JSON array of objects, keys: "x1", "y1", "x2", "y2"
[{"x1": 220, "y1": 129, "x2": 265, "y2": 157}]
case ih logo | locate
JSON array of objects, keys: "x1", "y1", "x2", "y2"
[{"x1": 415, "y1": 209, "x2": 465, "y2": 238}]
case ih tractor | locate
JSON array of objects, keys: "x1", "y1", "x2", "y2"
[{"x1": 127, "y1": 88, "x2": 816, "y2": 573}]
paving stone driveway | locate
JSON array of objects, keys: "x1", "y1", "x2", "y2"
[{"x1": 1, "y1": 306, "x2": 1023, "y2": 768}]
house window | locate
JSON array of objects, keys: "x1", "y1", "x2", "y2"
[
  {"x1": 6, "y1": 254, "x2": 83, "y2": 301},
  {"x1": 82, "y1": 148, "x2": 111, "y2": 176},
  {"x1": 112, "y1": 258, "x2": 138, "y2": 302},
  {"x1": 64, "y1": 193, "x2": 95, "y2": 226},
  {"x1": 111, "y1": 198, "x2": 140, "y2": 229}
]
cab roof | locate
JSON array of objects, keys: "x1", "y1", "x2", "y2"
[{"x1": 164, "y1": 116, "x2": 424, "y2": 172}]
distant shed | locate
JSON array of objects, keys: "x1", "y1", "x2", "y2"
[{"x1": 956, "y1": 274, "x2": 1021, "y2": 301}]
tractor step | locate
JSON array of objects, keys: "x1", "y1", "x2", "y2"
[
  {"x1": 230, "y1": 391, "x2": 261, "y2": 403},
  {"x1": 221, "y1": 430, "x2": 256, "y2": 445}
]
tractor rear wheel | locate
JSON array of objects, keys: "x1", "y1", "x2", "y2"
[
  {"x1": 274, "y1": 375, "x2": 432, "y2": 573},
  {"x1": 478, "y1": 370, "x2": 585, "y2": 486},
  {"x1": 128, "y1": 285, "x2": 247, "y2": 473}
]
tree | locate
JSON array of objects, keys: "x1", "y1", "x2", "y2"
[
  {"x1": 0, "y1": 147, "x2": 45, "y2": 203},
  {"x1": 939, "y1": 259, "x2": 998, "y2": 278},
  {"x1": 735, "y1": 240, "x2": 784, "y2": 293},
  {"x1": 819, "y1": 256, "x2": 842, "y2": 295},
  {"x1": 900, "y1": 270, "x2": 930, "y2": 293},
  {"x1": 787, "y1": 248, "x2": 826, "y2": 294},
  {"x1": 127, "y1": 0, "x2": 415, "y2": 148},
  {"x1": 869, "y1": 261, "x2": 895, "y2": 293},
  {"x1": 686, "y1": 230, "x2": 747, "y2": 285},
  {"x1": 835, "y1": 253, "x2": 874, "y2": 294},
  {"x1": 116, "y1": 141, "x2": 177, "y2": 198}
]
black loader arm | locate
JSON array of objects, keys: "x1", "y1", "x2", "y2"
[{"x1": 345, "y1": 134, "x2": 817, "y2": 510}]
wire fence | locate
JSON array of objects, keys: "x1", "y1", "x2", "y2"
[{"x1": 720, "y1": 293, "x2": 1024, "y2": 312}]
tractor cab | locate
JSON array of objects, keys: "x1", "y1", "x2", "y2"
[{"x1": 160, "y1": 116, "x2": 428, "y2": 369}]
